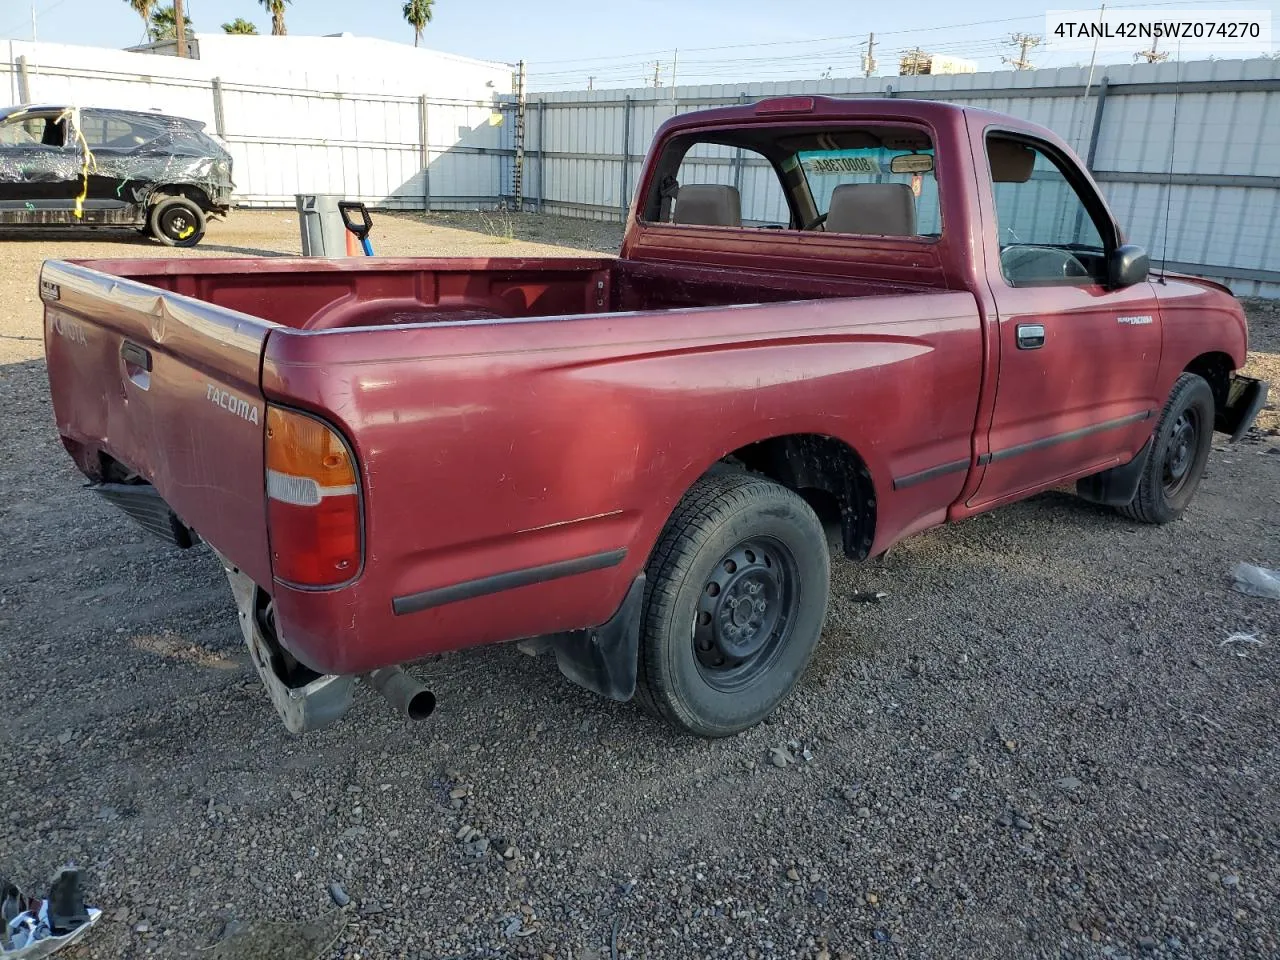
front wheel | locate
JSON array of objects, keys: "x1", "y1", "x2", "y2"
[
  {"x1": 635, "y1": 472, "x2": 830, "y2": 737},
  {"x1": 1118, "y1": 372, "x2": 1215, "y2": 524},
  {"x1": 149, "y1": 196, "x2": 207, "y2": 247}
]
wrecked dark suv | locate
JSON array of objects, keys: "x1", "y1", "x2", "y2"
[{"x1": 0, "y1": 104, "x2": 233, "y2": 247}]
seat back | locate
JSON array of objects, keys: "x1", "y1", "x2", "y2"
[
  {"x1": 673, "y1": 184, "x2": 742, "y2": 227},
  {"x1": 825, "y1": 182, "x2": 917, "y2": 237}
]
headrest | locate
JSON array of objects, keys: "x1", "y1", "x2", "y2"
[
  {"x1": 988, "y1": 139, "x2": 1036, "y2": 183},
  {"x1": 673, "y1": 184, "x2": 741, "y2": 227},
  {"x1": 826, "y1": 182, "x2": 917, "y2": 237}
]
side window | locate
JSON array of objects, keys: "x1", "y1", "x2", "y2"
[
  {"x1": 987, "y1": 134, "x2": 1110, "y2": 286},
  {"x1": 80, "y1": 113, "x2": 158, "y2": 150},
  {"x1": 654, "y1": 142, "x2": 790, "y2": 229},
  {"x1": 0, "y1": 114, "x2": 65, "y2": 148},
  {"x1": 794, "y1": 144, "x2": 940, "y2": 237}
]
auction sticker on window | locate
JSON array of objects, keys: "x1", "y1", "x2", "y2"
[{"x1": 798, "y1": 151, "x2": 882, "y2": 175}]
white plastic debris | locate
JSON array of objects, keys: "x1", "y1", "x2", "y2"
[
  {"x1": 1220, "y1": 632, "x2": 1265, "y2": 659},
  {"x1": 1231, "y1": 563, "x2": 1280, "y2": 600},
  {"x1": 3, "y1": 902, "x2": 101, "y2": 958},
  {"x1": 1221, "y1": 632, "x2": 1263, "y2": 647}
]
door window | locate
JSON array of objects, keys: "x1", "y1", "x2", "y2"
[
  {"x1": 80, "y1": 112, "x2": 164, "y2": 150},
  {"x1": 0, "y1": 112, "x2": 66, "y2": 148},
  {"x1": 987, "y1": 134, "x2": 1110, "y2": 287}
]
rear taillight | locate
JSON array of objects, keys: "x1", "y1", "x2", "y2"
[{"x1": 265, "y1": 406, "x2": 361, "y2": 587}]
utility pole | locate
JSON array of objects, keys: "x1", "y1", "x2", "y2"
[
  {"x1": 1003, "y1": 32, "x2": 1041, "y2": 70},
  {"x1": 862, "y1": 33, "x2": 877, "y2": 77},
  {"x1": 671, "y1": 49, "x2": 678, "y2": 90},
  {"x1": 514, "y1": 59, "x2": 526, "y2": 211},
  {"x1": 1135, "y1": 35, "x2": 1169, "y2": 62},
  {"x1": 652, "y1": 61, "x2": 663, "y2": 88},
  {"x1": 587, "y1": 76, "x2": 595, "y2": 90},
  {"x1": 899, "y1": 48, "x2": 929, "y2": 76},
  {"x1": 174, "y1": 0, "x2": 188, "y2": 57}
]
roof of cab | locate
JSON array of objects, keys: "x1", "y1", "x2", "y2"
[{"x1": 657, "y1": 95, "x2": 1042, "y2": 139}]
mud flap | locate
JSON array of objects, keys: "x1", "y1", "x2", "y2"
[
  {"x1": 1076, "y1": 437, "x2": 1152, "y2": 506},
  {"x1": 1217, "y1": 375, "x2": 1269, "y2": 442},
  {"x1": 551, "y1": 575, "x2": 645, "y2": 702}
]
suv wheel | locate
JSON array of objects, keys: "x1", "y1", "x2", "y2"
[{"x1": 150, "y1": 196, "x2": 207, "y2": 247}]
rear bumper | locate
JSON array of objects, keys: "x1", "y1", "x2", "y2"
[
  {"x1": 1218, "y1": 375, "x2": 1269, "y2": 442},
  {"x1": 221, "y1": 559, "x2": 356, "y2": 734}
]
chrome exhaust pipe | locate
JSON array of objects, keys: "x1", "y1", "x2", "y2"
[{"x1": 367, "y1": 666, "x2": 436, "y2": 721}]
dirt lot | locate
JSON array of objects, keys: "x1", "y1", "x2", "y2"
[{"x1": 1, "y1": 211, "x2": 1277, "y2": 960}]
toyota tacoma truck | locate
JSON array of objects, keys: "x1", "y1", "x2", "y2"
[{"x1": 41, "y1": 97, "x2": 1267, "y2": 737}]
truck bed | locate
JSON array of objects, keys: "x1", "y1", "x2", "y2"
[{"x1": 74, "y1": 255, "x2": 927, "y2": 329}]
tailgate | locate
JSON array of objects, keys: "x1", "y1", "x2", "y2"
[{"x1": 41, "y1": 259, "x2": 275, "y2": 587}]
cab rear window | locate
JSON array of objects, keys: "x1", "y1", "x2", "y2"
[
  {"x1": 640, "y1": 123, "x2": 941, "y2": 241},
  {"x1": 791, "y1": 146, "x2": 940, "y2": 237}
]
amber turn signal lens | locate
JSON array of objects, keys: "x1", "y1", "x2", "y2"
[{"x1": 265, "y1": 406, "x2": 361, "y2": 587}]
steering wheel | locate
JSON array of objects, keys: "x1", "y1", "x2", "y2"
[{"x1": 803, "y1": 212, "x2": 828, "y2": 231}]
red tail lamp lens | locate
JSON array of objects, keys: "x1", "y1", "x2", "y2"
[{"x1": 265, "y1": 406, "x2": 361, "y2": 587}]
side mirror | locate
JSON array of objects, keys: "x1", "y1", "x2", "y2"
[{"x1": 1109, "y1": 244, "x2": 1149, "y2": 289}]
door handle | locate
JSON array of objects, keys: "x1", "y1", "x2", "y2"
[
  {"x1": 1016, "y1": 324, "x2": 1046, "y2": 350},
  {"x1": 121, "y1": 340, "x2": 152, "y2": 390},
  {"x1": 121, "y1": 340, "x2": 152, "y2": 370}
]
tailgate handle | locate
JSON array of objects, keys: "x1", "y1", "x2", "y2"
[{"x1": 121, "y1": 340, "x2": 153, "y2": 371}]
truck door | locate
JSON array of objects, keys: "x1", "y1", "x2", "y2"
[{"x1": 969, "y1": 131, "x2": 1162, "y2": 510}]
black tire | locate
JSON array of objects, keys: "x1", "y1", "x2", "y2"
[
  {"x1": 1118, "y1": 372, "x2": 1215, "y2": 524},
  {"x1": 149, "y1": 196, "x2": 207, "y2": 247},
  {"x1": 635, "y1": 471, "x2": 830, "y2": 737}
]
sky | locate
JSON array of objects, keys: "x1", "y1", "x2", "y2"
[{"x1": 3, "y1": 0, "x2": 1277, "y2": 90}]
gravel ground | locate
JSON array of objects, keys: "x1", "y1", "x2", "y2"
[{"x1": 1, "y1": 212, "x2": 1278, "y2": 960}]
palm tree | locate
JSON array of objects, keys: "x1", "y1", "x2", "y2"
[
  {"x1": 125, "y1": 0, "x2": 157, "y2": 42},
  {"x1": 402, "y1": 0, "x2": 433, "y2": 47},
  {"x1": 149, "y1": 4, "x2": 194, "y2": 41},
  {"x1": 259, "y1": 0, "x2": 291, "y2": 36},
  {"x1": 221, "y1": 17, "x2": 258, "y2": 34}
]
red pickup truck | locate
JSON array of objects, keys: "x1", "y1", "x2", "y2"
[{"x1": 42, "y1": 97, "x2": 1267, "y2": 737}]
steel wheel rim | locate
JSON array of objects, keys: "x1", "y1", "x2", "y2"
[
  {"x1": 692, "y1": 537, "x2": 799, "y2": 692},
  {"x1": 161, "y1": 208, "x2": 196, "y2": 241},
  {"x1": 1162, "y1": 407, "x2": 1200, "y2": 496}
]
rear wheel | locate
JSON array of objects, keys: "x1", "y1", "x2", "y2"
[
  {"x1": 1118, "y1": 372, "x2": 1214, "y2": 523},
  {"x1": 149, "y1": 196, "x2": 207, "y2": 247},
  {"x1": 636, "y1": 471, "x2": 830, "y2": 737}
]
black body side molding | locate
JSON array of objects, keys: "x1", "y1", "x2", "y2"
[{"x1": 392, "y1": 548, "x2": 627, "y2": 616}]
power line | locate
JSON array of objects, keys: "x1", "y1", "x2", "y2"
[{"x1": 525, "y1": 0, "x2": 1254, "y2": 71}]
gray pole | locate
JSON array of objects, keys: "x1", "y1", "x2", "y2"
[{"x1": 619, "y1": 96, "x2": 632, "y2": 218}]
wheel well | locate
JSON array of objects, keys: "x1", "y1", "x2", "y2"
[
  {"x1": 149, "y1": 185, "x2": 211, "y2": 211},
  {"x1": 1184, "y1": 352, "x2": 1233, "y2": 416},
  {"x1": 718, "y1": 434, "x2": 877, "y2": 560}
]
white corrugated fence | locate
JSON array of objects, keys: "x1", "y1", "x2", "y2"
[{"x1": 1, "y1": 40, "x2": 1277, "y2": 295}]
